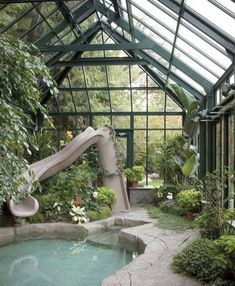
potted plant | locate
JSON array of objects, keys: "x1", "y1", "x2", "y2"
[
  {"x1": 124, "y1": 166, "x2": 145, "y2": 188},
  {"x1": 177, "y1": 189, "x2": 202, "y2": 220}
]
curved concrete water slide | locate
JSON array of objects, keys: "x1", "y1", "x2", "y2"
[{"x1": 8, "y1": 125, "x2": 130, "y2": 217}]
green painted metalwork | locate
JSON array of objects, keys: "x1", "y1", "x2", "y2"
[
  {"x1": 157, "y1": 0, "x2": 235, "y2": 54},
  {"x1": 95, "y1": 2, "x2": 213, "y2": 90},
  {"x1": 39, "y1": 42, "x2": 155, "y2": 52},
  {"x1": 52, "y1": 57, "x2": 149, "y2": 66}
]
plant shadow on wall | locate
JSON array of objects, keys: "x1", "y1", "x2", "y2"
[{"x1": 0, "y1": 35, "x2": 58, "y2": 217}]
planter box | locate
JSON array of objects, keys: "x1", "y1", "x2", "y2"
[{"x1": 130, "y1": 187, "x2": 155, "y2": 206}]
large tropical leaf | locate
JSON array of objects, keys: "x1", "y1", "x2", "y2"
[
  {"x1": 169, "y1": 84, "x2": 196, "y2": 110},
  {"x1": 182, "y1": 153, "x2": 199, "y2": 177}
]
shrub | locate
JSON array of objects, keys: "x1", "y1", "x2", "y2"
[
  {"x1": 177, "y1": 189, "x2": 202, "y2": 212},
  {"x1": 172, "y1": 239, "x2": 224, "y2": 282},
  {"x1": 96, "y1": 186, "x2": 116, "y2": 207},
  {"x1": 87, "y1": 206, "x2": 111, "y2": 221},
  {"x1": 28, "y1": 211, "x2": 44, "y2": 224},
  {"x1": 212, "y1": 235, "x2": 235, "y2": 274}
]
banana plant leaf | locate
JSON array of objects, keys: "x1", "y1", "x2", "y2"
[
  {"x1": 169, "y1": 84, "x2": 196, "y2": 110},
  {"x1": 182, "y1": 153, "x2": 199, "y2": 177}
]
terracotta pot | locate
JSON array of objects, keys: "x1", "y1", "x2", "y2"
[
  {"x1": 131, "y1": 181, "x2": 138, "y2": 188},
  {"x1": 185, "y1": 210, "x2": 195, "y2": 220}
]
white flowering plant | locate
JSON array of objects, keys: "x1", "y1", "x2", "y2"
[{"x1": 69, "y1": 205, "x2": 89, "y2": 224}]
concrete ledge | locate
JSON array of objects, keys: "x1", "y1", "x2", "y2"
[{"x1": 0, "y1": 222, "x2": 105, "y2": 245}]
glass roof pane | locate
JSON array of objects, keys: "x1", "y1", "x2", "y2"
[
  {"x1": 79, "y1": 13, "x2": 98, "y2": 32},
  {"x1": 110, "y1": 90, "x2": 131, "y2": 112},
  {"x1": 132, "y1": 0, "x2": 177, "y2": 31},
  {"x1": 185, "y1": 0, "x2": 235, "y2": 39},
  {"x1": 178, "y1": 20, "x2": 232, "y2": 68},
  {"x1": 0, "y1": 3, "x2": 32, "y2": 32},
  {"x1": 130, "y1": 4, "x2": 175, "y2": 44},
  {"x1": 216, "y1": 0, "x2": 235, "y2": 12},
  {"x1": 172, "y1": 51, "x2": 218, "y2": 83},
  {"x1": 175, "y1": 37, "x2": 226, "y2": 75}
]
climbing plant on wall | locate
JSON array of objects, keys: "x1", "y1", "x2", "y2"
[{"x1": 0, "y1": 35, "x2": 58, "y2": 207}]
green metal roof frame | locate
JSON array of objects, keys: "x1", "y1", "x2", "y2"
[{"x1": 0, "y1": 0, "x2": 234, "y2": 108}]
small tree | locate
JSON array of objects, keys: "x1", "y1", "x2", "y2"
[{"x1": 0, "y1": 35, "x2": 58, "y2": 206}]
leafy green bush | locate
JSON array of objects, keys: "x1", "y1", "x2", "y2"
[
  {"x1": 212, "y1": 235, "x2": 235, "y2": 274},
  {"x1": 28, "y1": 211, "x2": 44, "y2": 224},
  {"x1": 172, "y1": 239, "x2": 224, "y2": 282},
  {"x1": 0, "y1": 35, "x2": 58, "y2": 206},
  {"x1": 177, "y1": 189, "x2": 202, "y2": 212},
  {"x1": 96, "y1": 186, "x2": 116, "y2": 207},
  {"x1": 87, "y1": 206, "x2": 111, "y2": 221},
  {"x1": 124, "y1": 166, "x2": 145, "y2": 182}
]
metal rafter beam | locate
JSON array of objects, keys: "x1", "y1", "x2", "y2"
[
  {"x1": 111, "y1": 0, "x2": 120, "y2": 17},
  {"x1": 59, "y1": 86, "x2": 161, "y2": 91},
  {"x1": 213, "y1": 63, "x2": 234, "y2": 92},
  {"x1": 126, "y1": 0, "x2": 135, "y2": 42},
  {"x1": 157, "y1": 0, "x2": 235, "y2": 55},
  {"x1": 46, "y1": 22, "x2": 101, "y2": 66},
  {"x1": 48, "y1": 111, "x2": 184, "y2": 116},
  {"x1": 95, "y1": 1, "x2": 213, "y2": 91},
  {"x1": 39, "y1": 42, "x2": 154, "y2": 52},
  {"x1": 102, "y1": 22, "x2": 205, "y2": 100},
  {"x1": 52, "y1": 57, "x2": 149, "y2": 66},
  {"x1": 41, "y1": 24, "x2": 99, "y2": 105},
  {"x1": 35, "y1": 0, "x2": 95, "y2": 46}
]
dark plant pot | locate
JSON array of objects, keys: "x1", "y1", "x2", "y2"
[
  {"x1": 185, "y1": 210, "x2": 195, "y2": 220},
  {"x1": 131, "y1": 181, "x2": 138, "y2": 188}
]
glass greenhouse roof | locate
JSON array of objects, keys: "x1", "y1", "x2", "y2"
[{"x1": 0, "y1": 0, "x2": 234, "y2": 112}]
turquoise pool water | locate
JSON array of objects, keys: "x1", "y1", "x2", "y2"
[{"x1": 0, "y1": 237, "x2": 133, "y2": 286}]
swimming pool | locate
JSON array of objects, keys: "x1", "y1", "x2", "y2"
[{"x1": 0, "y1": 237, "x2": 133, "y2": 286}]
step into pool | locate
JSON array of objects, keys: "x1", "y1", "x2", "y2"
[{"x1": 0, "y1": 232, "x2": 133, "y2": 286}]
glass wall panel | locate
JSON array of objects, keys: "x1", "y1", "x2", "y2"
[
  {"x1": 89, "y1": 91, "x2": 110, "y2": 112},
  {"x1": 132, "y1": 90, "x2": 146, "y2": 111},
  {"x1": 112, "y1": 116, "x2": 130, "y2": 129},
  {"x1": 166, "y1": 116, "x2": 182, "y2": 129},
  {"x1": 148, "y1": 90, "x2": 165, "y2": 112},
  {"x1": 148, "y1": 116, "x2": 164, "y2": 129},
  {"x1": 134, "y1": 116, "x2": 146, "y2": 129},
  {"x1": 110, "y1": 90, "x2": 131, "y2": 111},
  {"x1": 93, "y1": 116, "x2": 111, "y2": 129}
]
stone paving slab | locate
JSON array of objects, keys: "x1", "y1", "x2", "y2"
[{"x1": 101, "y1": 208, "x2": 202, "y2": 286}]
